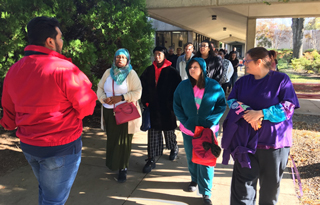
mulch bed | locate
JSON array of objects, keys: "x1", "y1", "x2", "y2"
[
  {"x1": 0, "y1": 129, "x2": 28, "y2": 176},
  {"x1": 0, "y1": 106, "x2": 102, "y2": 177},
  {"x1": 290, "y1": 114, "x2": 320, "y2": 205},
  {"x1": 293, "y1": 83, "x2": 320, "y2": 99}
]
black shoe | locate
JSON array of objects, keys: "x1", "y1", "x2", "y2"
[
  {"x1": 169, "y1": 145, "x2": 179, "y2": 161},
  {"x1": 188, "y1": 181, "x2": 197, "y2": 192},
  {"x1": 115, "y1": 169, "x2": 127, "y2": 183},
  {"x1": 203, "y1": 195, "x2": 212, "y2": 205},
  {"x1": 142, "y1": 158, "x2": 156, "y2": 173}
]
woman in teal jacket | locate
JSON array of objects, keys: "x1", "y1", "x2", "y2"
[{"x1": 173, "y1": 57, "x2": 226, "y2": 205}]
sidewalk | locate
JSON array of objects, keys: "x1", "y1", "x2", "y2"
[
  {"x1": 295, "y1": 98, "x2": 320, "y2": 116},
  {"x1": 0, "y1": 127, "x2": 299, "y2": 205}
]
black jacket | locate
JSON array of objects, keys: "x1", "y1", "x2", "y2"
[
  {"x1": 140, "y1": 64, "x2": 181, "y2": 130},
  {"x1": 192, "y1": 56, "x2": 223, "y2": 83},
  {"x1": 204, "y1": 56, "x2": 223, "y2": 83}
]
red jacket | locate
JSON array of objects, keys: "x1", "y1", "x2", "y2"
[{"x1": 0, "y1": 45, "x2": 97, "y2": 146}]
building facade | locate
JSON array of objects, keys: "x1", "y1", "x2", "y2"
[{"x1": 150, "y1": 18, "x2": 220, "y2": 53}]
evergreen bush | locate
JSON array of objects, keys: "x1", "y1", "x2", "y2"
[
  {"x1": 291, "y1": 50, "x2": 320, "y2": 73},
  {"x1": 0, "y1": 0, "x2": 155, "y2": 93}
]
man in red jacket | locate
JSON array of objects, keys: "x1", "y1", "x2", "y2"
[{"x1": 0, "y1": 17, "x2": 97, "y2": 204}]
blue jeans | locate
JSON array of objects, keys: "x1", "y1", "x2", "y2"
[{"x1": 23, "y1": 149, "x2": 82, "y2": 205}]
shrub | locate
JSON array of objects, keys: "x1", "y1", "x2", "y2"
[
  {"x1": 0, "y1": 0, "x2": 155, "y2": 92},
  {"x1": 277, "y1": 49, "x2": 293, "y2": 64},
  {"x1": 291, "y1": 50, "x2": 320, "y2": 73},
  {"x1": 304, "y1": 48, "x2": 316, "y2": 53},
  {"x1": 291, "y1": 58, "x2": 304, "y2": 71}
]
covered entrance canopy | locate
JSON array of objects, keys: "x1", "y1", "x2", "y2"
[{"x1": 146, "y1": 0, "x2": 320, "y2": 51}]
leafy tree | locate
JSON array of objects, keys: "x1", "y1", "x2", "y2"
[
  {"x1": 256, "y1": 20, "x2": 272, "y2": 47},
  {"x1": 0, "y1": 0, "x2": 154, "y2": 93},
  {"x1": 256, "y1": 20, "x2": 276, "y2": 48},
  {"x1": 304, "y1": 17, "x2": 320, "y2": 30},
  {"x1": 256, "y1": 19, "x2": 292, "y2": 49},
  {"x1": 273, "y1": 24, "x2": 291, "y2": 49},
  {"x1": 304, "y1": 18, "x2": 320, "y2": 50}
]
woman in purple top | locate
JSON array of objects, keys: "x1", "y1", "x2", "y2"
[{"x1": 226, "y1": 47, "x2": 299, "y2": 205}]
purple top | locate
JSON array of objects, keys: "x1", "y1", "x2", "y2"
[
  {"x1": 222, "y1": 105, "x2": 259, "y2": 168},
  {"x1": 228, "y1": 71, "x2": 300, "y2": 149}
]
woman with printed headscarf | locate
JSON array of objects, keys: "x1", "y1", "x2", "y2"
[
  {"x1": 173, "y1": 57, "x2": 226, "y2": 205},
  {"x1": 97, "y1": 48, "x2": 142, "y2": 183}
]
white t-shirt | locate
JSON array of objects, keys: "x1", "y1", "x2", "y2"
[{"x1": 103, "y1": 76, "x2": 128, "y2": 109}]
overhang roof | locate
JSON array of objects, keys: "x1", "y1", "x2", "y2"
[{"x1": 146, "y1": 0, "x2": 320, "y2": 43}]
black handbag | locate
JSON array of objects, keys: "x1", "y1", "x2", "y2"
[{"x1": 140, "y1": 107, "x2": 151, "y2": 131}]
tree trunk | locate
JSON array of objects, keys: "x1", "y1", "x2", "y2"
[{"x1": 291, "y1": 18, "x2": 304, "y2": 58}]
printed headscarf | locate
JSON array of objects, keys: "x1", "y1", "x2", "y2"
[{"x1": 110, "y1": 48, "x2": 133, "y2": 85}]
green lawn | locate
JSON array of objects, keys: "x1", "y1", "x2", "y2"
[{"x1": 279, "y1": 65, "x2": 320, "y2": 83}]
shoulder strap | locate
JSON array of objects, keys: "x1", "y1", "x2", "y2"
[{"x1": 112, "y1": 80, "x2": 115, "y2": 112}]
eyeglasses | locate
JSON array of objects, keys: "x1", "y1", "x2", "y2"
[
  {"x1": 244, "y1": 59, "x2": 255, "y2": 63},
  {"x1": 200, "y1": 44, "x2": 209, "y2": 48},
  {"x1": 116, "y1": 56, "x2": 127, "y2": 60}
]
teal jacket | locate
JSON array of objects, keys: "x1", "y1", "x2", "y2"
[{"x1": 173, "y1": 57, "x2": 226, "y2": 133}]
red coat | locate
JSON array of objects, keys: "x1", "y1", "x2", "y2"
[{"x1": 0, "y1": 45, "x2": 97, "y2": 146}]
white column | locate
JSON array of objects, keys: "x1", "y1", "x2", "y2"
[{"x1": 246, "y1": 18, "x2": 256, "y2": 52}]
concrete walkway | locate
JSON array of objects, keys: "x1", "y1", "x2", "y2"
[
  {"x1": 295, "y1": 98, "x2": 320, "y2": 116},
  {"x1": 0, "y1": 126, "x2": 299, "y2": 205}
]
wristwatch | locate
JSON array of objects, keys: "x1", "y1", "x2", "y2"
[{"x1": 121, "y1": 95, "x2": 125, "y2": 101}]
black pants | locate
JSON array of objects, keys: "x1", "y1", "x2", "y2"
[
  {"x1": 231, "y1": 147, "x2": 290, "y2": 205},
  {"x1": 147, "y1": 129, "x2": 177, "y2": 158},
  {"x1": 222, "y1": 82, "x2": 230, "y2": 93}
]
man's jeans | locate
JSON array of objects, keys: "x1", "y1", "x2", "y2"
[{"x1": 23, "y1": 150, "x2": 81, "y2": 205}]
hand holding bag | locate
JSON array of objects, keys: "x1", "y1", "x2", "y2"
[
  {"x1": 112, "y1": 80, "x2": 140, "y2": 125},
  {"x1": 192, "y1": 126, "x2": 221, "y2": 166},
  {"x1": 140, "y1": 106, "x2": 151, "y2": 131}
]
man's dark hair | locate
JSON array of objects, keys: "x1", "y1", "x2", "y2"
[
  {"x1": 27, "y1": 17, "x2": 60, "y2": 46},
  {"x1": 187, "y1": 59, "x2": 205, "y2": 89}
]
